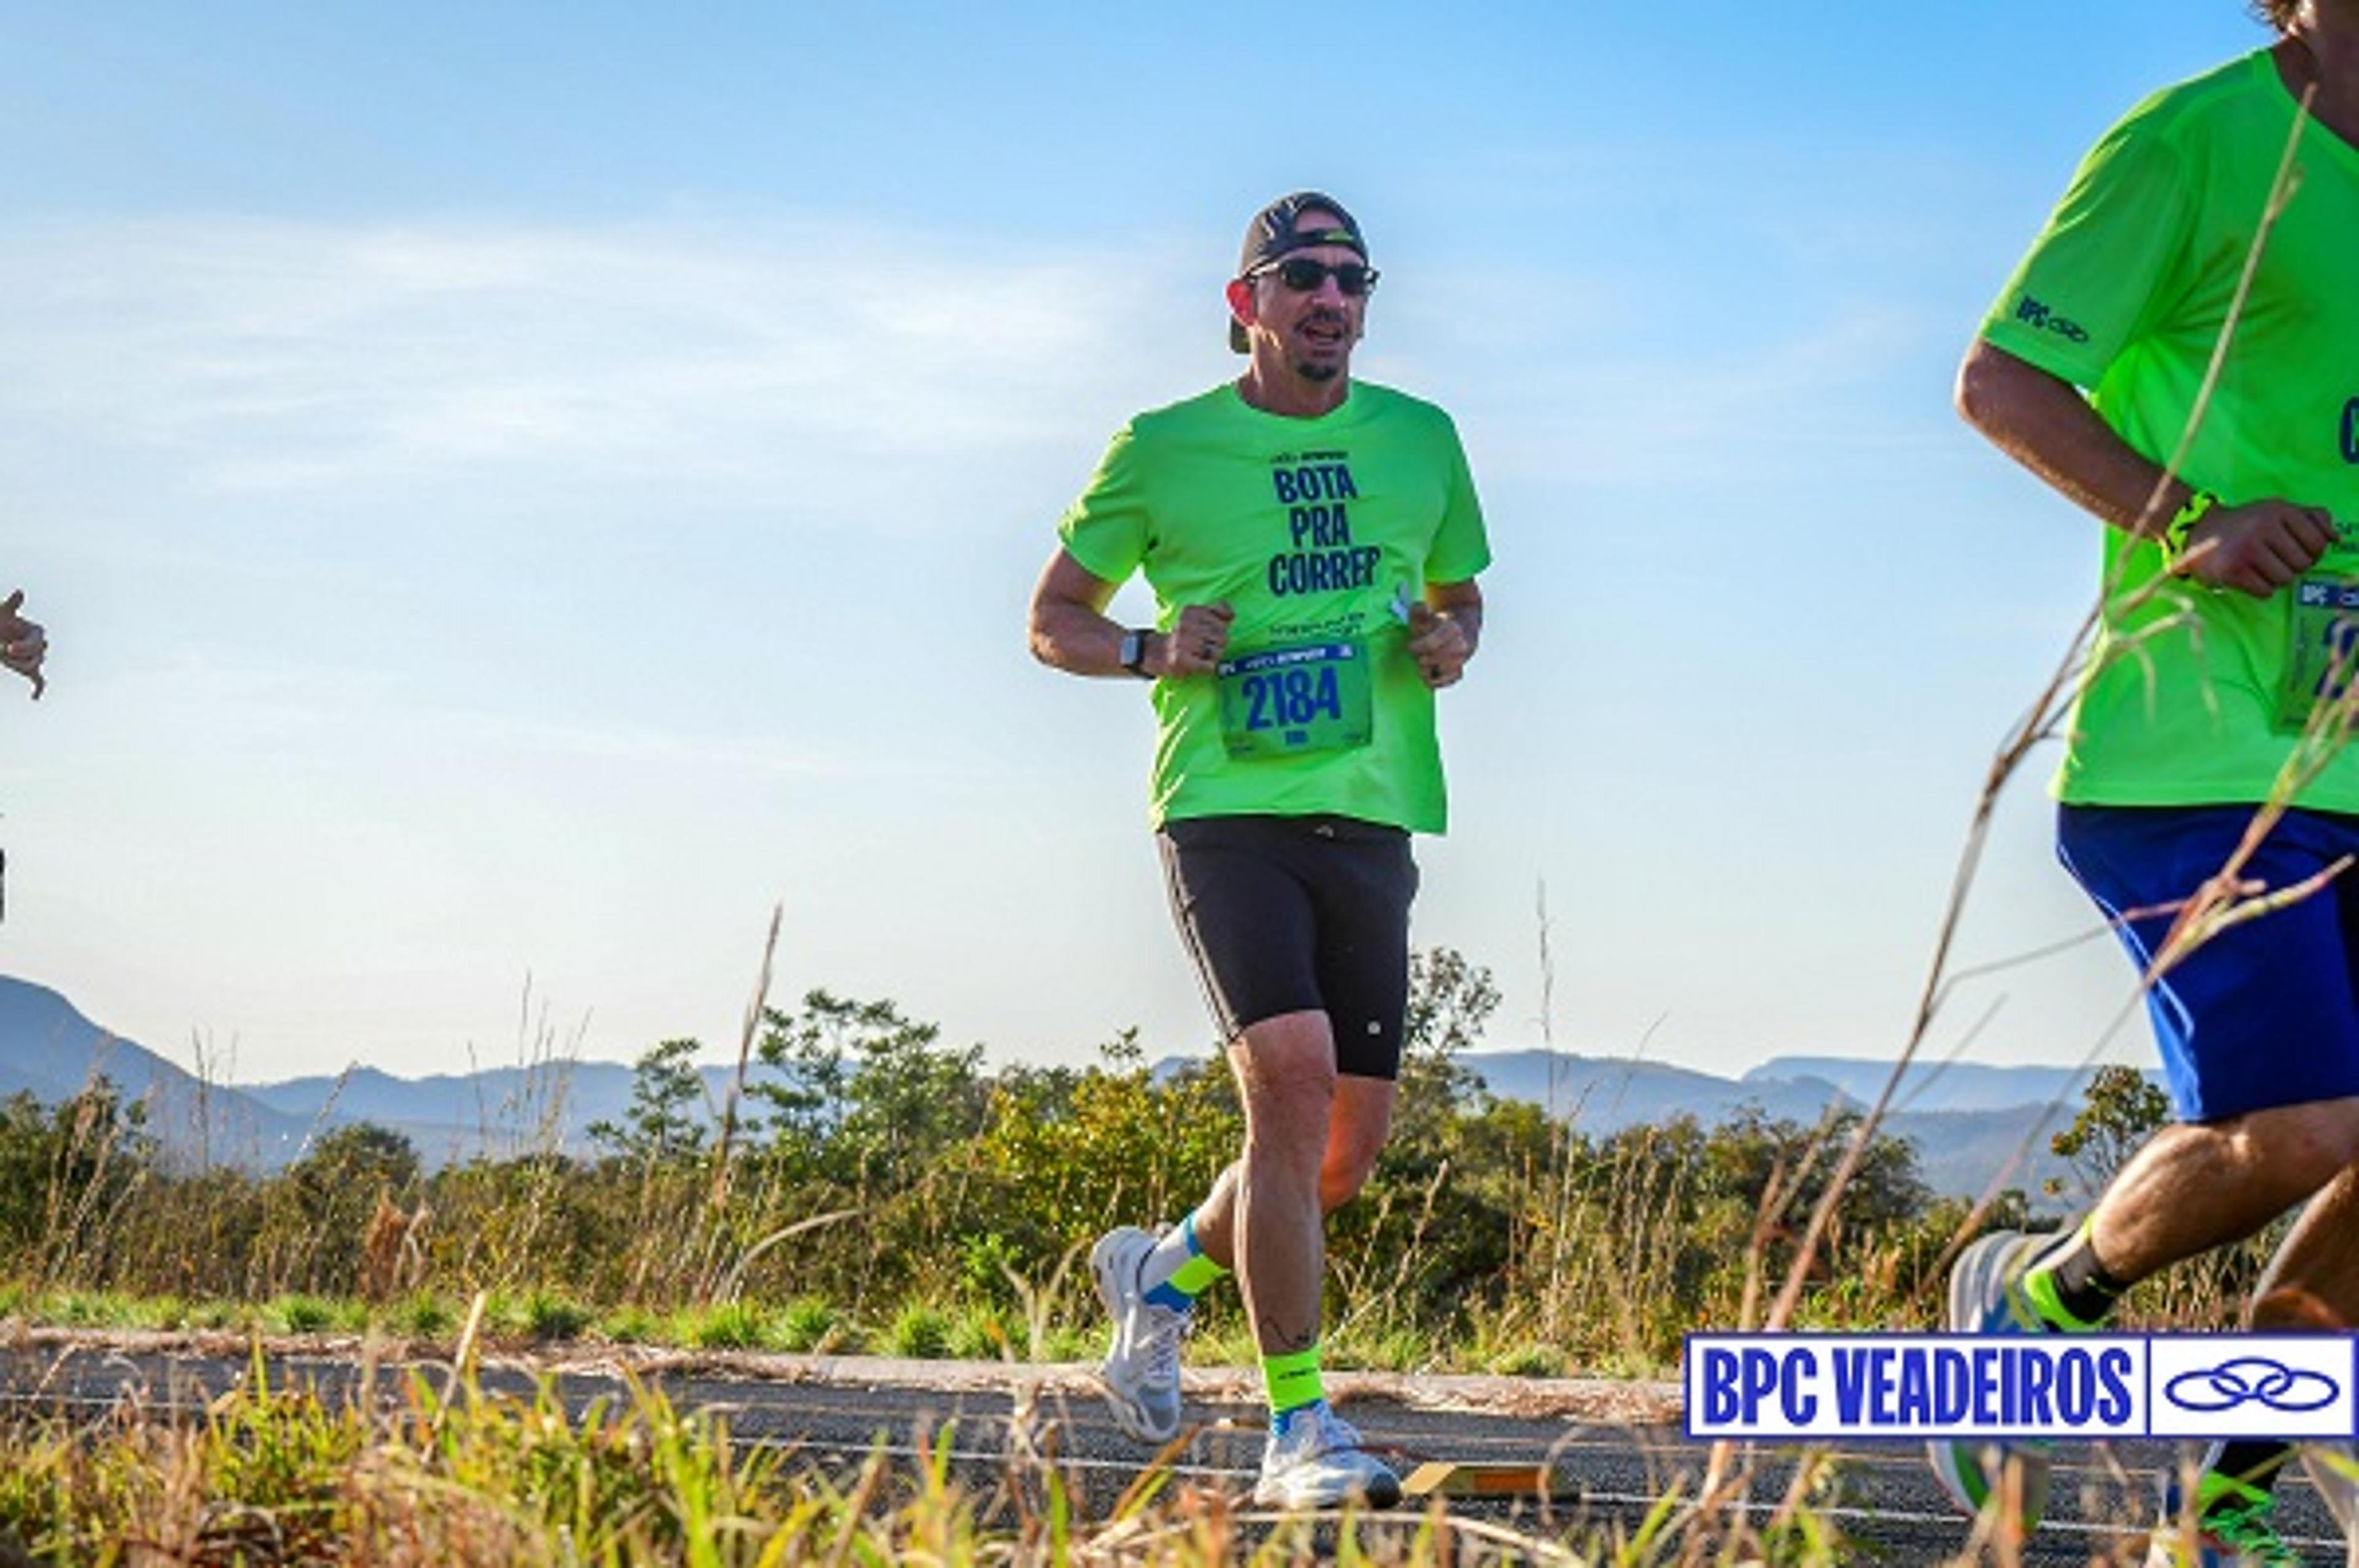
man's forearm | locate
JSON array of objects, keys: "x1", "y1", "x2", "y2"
[
  {"x1": 1029, "y1": 597, "x2": 1140, "y2": 677},
  {"x1": 1957, "y1": 340, "x2": 2197, "y2": 536}
]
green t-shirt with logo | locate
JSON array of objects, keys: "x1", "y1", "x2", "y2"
[
  {"x1": 1058, "y1": 381, "x2": 1491, "y2": 833},
  {"x1": 1981, "y1": 50, "x2": 2359, "y2": 809}
]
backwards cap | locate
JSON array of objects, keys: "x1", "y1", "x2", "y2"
[{"x1": 1230, "y1": 191, "x2": 1367, "y2": 353}]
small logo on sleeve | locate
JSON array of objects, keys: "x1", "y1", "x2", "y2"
[{"x1": 2013, "y1": 294, "x2": 2091, "y2": 345}]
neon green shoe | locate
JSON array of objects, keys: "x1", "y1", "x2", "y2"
[{"x1": 2144, "y1": 1472, "x2": 2299, "y2": 1567}]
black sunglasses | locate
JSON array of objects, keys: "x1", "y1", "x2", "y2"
[{"x1": 1251, "y1": 257, "x2": 1380, "y2": 297}]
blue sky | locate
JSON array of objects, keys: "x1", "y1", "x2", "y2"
[{"x1": 0, "y1": 2, "x2": 2276, "y2": 1086}]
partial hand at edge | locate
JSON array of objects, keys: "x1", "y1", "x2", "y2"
[
  {"x1": 0, "y1": 589, "x2": 46, "y2": 700},
  {"x1": 2173, "y1": 500, "x2": 2340, "y2": 598},
  {"x1": 1407, "y1": 601, "x2": 1473, "y2": 689}
]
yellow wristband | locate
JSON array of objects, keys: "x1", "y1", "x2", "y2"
[{"x1": 2160, "y1": 488, "x2": 2216, "y2": 569}]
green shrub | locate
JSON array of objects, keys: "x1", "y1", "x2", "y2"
[
  {"x1": 1039, "y1": 1323, "x2": 1095, "y2": 1362},
  {"x1": 776, "y1": 1297, "x2": 840, "y2": 1353},
  {"x1": 1485, "y1": 1343, "x2": 1565, "y2": 1378},
  {"x1": 598, "y1": 1303, "x2": 661, "y2": 1344},
  {"x1": 945, "y1": 1306, "x2": 1011, "y2": 1360},
  {"x1": 524, "y1": 1290, "x2": 593, "y2": 1341},
  {"x1": 389, "y1": 1293, "x2": 454, "y2": 1339},
  {"x1": 687, "y1": 1300, "x2": 770, "y2": 1351},
  {"x1": 271, "y1": 1294, "x2": 337, "y2": 1333},
  {"x1": 884, "y1": 1302, "x2": 950, "y2": 1360}
]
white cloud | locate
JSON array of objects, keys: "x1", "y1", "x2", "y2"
[
  {"x1": 0, "y1": 214, "x2": 1184, "y2": 500},
  {"x1": 60, "y1": 652, "x2": 876, "y2": 787},
  {"x1": 1419, "y1": 298, "x2": 1949, "y2": 491}
]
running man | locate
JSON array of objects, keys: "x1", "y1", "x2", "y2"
[
  {"x1": 1027, "y1": 192, "x2": 1490, "y2": 1510},
  {"x1": 1928, "y1": 5, "x2": 2359, "y2": 1564}
]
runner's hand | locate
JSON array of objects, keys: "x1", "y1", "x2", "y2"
[
  {"x1": 0, "y1": 590, "x2": 45, "y2": 700},
  {"x1": 2175, "y1": 501, "x2": 2338, "y2": 598},
  {"x1": 1152, "y1": 602, "x2": 1234, "y2": 678},
  {"x1": 1407, "y1": 601, "x2": 1472, "y2": 689}
]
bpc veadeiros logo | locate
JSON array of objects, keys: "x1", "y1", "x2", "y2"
[{"x1": 1683, "y1": 1333, "x2": 2357, "y2": 1441}]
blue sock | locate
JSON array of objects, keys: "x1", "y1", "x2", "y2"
[{"x1": 1271, "y1": 1395, "x2": 1328, "y2": 1437}]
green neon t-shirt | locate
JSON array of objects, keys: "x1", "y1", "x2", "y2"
[
  {"x1": 1057, "y1": 381, "x2": 1491, "y2": 833},
  {"x1": 1980, "y1": 50, "x2": 2359, "y2": 809}
]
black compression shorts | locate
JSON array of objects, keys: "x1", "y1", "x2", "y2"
[{"x1": 1155, "y1": 813, "x2": 1418, "y2": 1080}]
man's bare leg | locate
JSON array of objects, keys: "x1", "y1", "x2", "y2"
[
  {"x1": 1219, "y1": 1009, "x2": 1338, "y2": 1357},
  {"x1": 1187, "y1": 1068, "x2": 1396, "y2": 1270},
  {"x1": 2088, "y1": 1096, "x2": 2359, "y2": 1281}
]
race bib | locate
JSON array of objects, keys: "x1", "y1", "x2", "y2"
[
  {"x1": 1217, "y1": 641, "x2": 1372, "y2": 759},
  {"x1": 2275, "y1": 574, "x2": 2359, "y2": 734}
]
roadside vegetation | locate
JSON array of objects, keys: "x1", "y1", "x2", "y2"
[
  {"x1": 0, "y1": 950, "x2": 2130, "y2": 1373},
  {"x1": 0, "y1": 1343, "x2": 1848, "y2": 1566},
  {"x1": 0, "y1": 950, "x2": 2241, "y2": 1564}
]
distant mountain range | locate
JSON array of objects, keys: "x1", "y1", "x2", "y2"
[
  {"x1": 0, "y1": 975, "x2": 2125, "y2": 1198},
  {"x1": 0, "y1": 976, "x2": 318, "y2": 1165},
  {"x1": 1447, "y1": 1050, "x2": 2105, "y2": 1199}
]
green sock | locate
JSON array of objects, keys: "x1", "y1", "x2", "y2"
[{"x1": 1262, "y1": 1344, "x2": 1324, "y2": 1427}]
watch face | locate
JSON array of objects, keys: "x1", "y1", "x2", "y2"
[{"x1": 1121, "y1": 630, "x2": 1146, "y2": 671}]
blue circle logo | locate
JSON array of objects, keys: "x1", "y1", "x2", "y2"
[{"x1": 2164, "y1": 1355, "x2": 2339, "y2": 1414}]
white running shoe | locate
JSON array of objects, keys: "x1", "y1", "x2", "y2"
[
  {"x1": 1091, "y1": 1225, "x2": 1189, "y2": 1443},
  {"x1": 1926, "y1": 1230, "x2": 2054, "y2": 1532},
  {"x1": 1253, "y1": 1403, "x2": 1403, "y2": 1510}
]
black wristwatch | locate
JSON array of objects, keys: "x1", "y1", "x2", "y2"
[{"x1": 1118, "y1": 628, "x2": 1155, "y2": 678}]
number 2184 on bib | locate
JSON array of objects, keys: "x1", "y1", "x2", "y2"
[{"x1": 1217, "y1": 641, "x2": 1373, "y2": 759}]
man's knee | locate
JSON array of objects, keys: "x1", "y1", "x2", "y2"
[
  {"x1": 1230, "y1": 1012, "x2": 1337, "y2": 1139},
  {"x1": 2227, "y1": 1097, "x2": 2359, "y2": 1193}
]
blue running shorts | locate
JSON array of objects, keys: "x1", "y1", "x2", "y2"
[{"x1": 2057, "y1": 803, "x2": 2359, "y2": 1123}]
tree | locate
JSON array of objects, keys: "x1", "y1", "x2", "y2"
[
  {"x1": 0, "y1": 1080, "x2": 154, "y2": 1277},
  {"x1": 290, "y1": 1121, "x2": 420, "y2": 1198},
  {"x1": 1704, "y1": 1106, "x2": 1933, "y2": 1271},
  {"x1": 751, "y1": 990, "x2": 985, "y2": 1187},
  {"x1": 1402, "y1": 946, "x2": 1502, "y2": 1067},
  {"x1": 589, "y1": 1038, "x2": 710, "y2": 1165},
  {"x1": 266, "y1": 1121, "x2": 424, "y2": 1294},
  {"x1": 1389, "y1": 947, "x2": 1500, "y2": 1162},
  {"x1": 2049, "y1": 1064, "x2": 2169, "y2": 1199}
]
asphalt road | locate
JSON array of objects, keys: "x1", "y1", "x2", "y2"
[{"x1": 2, "y1": 1335, "x2": 2352, "y2": 1564}]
